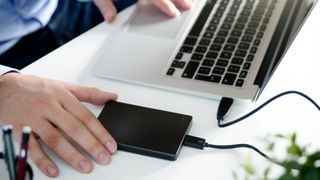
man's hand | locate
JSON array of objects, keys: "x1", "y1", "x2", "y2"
[
  {"x1": 93, "y1": 0, "x2": 194, "y2": 22},
  {"x1": 0, "y1": 73, "x2": 118, "y2": 177}
]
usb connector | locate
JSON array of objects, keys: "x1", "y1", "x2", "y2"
[{"x1": 183, "y1": 135, "x2": 206, "y2": 149}]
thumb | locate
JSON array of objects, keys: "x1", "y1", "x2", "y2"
[{"x1": 93, "y1": 0, "x2": 117, "y2": 23}]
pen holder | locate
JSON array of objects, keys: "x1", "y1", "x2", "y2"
[{"x1": 0, "y1": 152, "x2": 33, "y2": 180}]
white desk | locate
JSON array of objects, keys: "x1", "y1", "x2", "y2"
[{"x1": 22, "y1": 2, "x2": 320, "y2": 180}]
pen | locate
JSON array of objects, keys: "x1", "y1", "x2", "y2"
[
  {"x1": 17, "y1": 126, "x2": 31, "y2": 180},
  {"x1": 2, "y1": 125, "x2": 16, "y2": 180}
]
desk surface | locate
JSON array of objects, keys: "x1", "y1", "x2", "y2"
[{"x1": 21, "y1": 2, "x2": 320, "y2": 180}]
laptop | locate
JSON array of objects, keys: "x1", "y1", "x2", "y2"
[{"x1": 93, "y1": 0, "x2": 317, "y2": 101}]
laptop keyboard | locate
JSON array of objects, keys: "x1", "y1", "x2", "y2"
[{"x1": 166, "y1": 0, "x2": 277, "y2": 87}]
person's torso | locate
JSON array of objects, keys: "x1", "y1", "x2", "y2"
[{"x1": 0, "y1": 0, "x2": 58, "y2": 55}]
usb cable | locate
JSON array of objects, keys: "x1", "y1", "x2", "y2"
[
  {"x1": 184, "y1": 91, "x2": 320, "y2": 167},
  {"x1": 183, "y1": 135, "x2": 274, "y2": 163}
]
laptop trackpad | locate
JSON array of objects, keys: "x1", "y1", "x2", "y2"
[{"x1": 127, "y1": 2, "x2": 189, "y2": 38}]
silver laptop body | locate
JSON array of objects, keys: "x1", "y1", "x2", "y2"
[{"x1": 93, "y1": 0, "x2": 315, "y2": 100}]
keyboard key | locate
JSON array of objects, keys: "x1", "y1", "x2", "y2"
[
  {"x1": 239, "y1": 70, "x2": 248, "y2": 78},
  {"x1": 250, "y1": 47, "x2": 258, "y2": 54},
  {"x1": 191, "y1": 53, "x2": 204, "y2": 61},
  {"x1": 263, "y1": 17, "x2": 270, "y2": 24},
  {"x1": 241, "y1": 10, "x2": 251, "y2": 17},
  {"x1": 207, "y1": 25, "x2": 217, "y2": 31},
  {"x1": 246, "y1": 54, "x2": 254, "y2": 62},
  {"x1": 251, "y1": 15, "x2": 262, "y2": 22},
  {"x1": 182, "y1": 61, "x2": 200, "y2": 78},
  {"x1": 243, "y1": 62, "x2": 251, "y2": 70},
  {"x1": 253, "y1": 39, "x2": 261, "y2": 46},
  {"x1": 203, "y1": 31, "x2": 214, "y2": 38},
  {"x1": 238, "y1": 42, "x2": 250, "y2": 50},
  {"x1": 167, "y1": 68, "x2": 175, "y2": 76},
  {"x1": 214, "y1": 37, "x2": 226, "y2": 44},
  {"x1": 245, "y1": 28, "x2": 256, "y2": 36},
  {"x1": 210, "y1": 44, "x2": 222, "y2": 51},
  {"x1": 195, "y1": 46, "x2": 208, "y2": 53},
  {"x1": 257, "y1": 32, "x2": 264, "y2": 38},
  {"x1": 260, "y1": 24, "x2": 267, "y2": 31},
  {"x1": 171, "y1": 61, "x2": 179, "y2": 67},
  {"x1": 238, "y1": 16, "x2": 248, "y2": 23},
  {"x1": 180, "y1": 46, "x2": 193, "y2": 53},
  {"x1": 184, "y1": 37, "x2": 198, "y2": 46},
  {"x1": 199, "y1": 39, "x2": 211, "y2": 46},
  {"x1": 235, "y1": 50, "x2": 247, "y2": 57},
  {"x1": 235, "y1": 79, "x2": 244, "y2": 87},
  {"x1": 218, "y1": 30, "x2": 229, "y2": 37},
  {"x1": 222, "y1": 73, "x2": 237, "y2": 85},
  {"x1": 221, "y1": 23, "x2": 232, "y2": 30},
  {"x1": 195, "y1": 75, "x2": 221, "y2": 83},
  {"x1": 227, "y1": 37, "x2": 239, "y2": 44},
  {"x1": 214, "y1": 11, "x2": 224, "y2": 18},
  {"x1": 220, "y1": 51, "x2": 232, "y2": 59},
  {"x1": 231, "y1": 30, "x2": 242, "y2": 37},
  {"x1": 212, "y1": 67, "x2": 225, "y2": 75},
  {"x1": 228, "y1": 65, "x2": 240, "y2": 73},
  {"x1": 242, "y1": 35, "x2": 253, "y2": 42},
  {"x1": 224, "y1": 44, "x2": 235, "y2": 51},
  {"x1": 216, "y1": 59, "x2": 229, "y2": 67},
  {"x1": 211, "y1": 18, "x2": 220, "y2": 25},
  {"x1": 234, "y1": 23, "x2": 245, "y2": 30},
  {"x1": 171, "y1": 61, "x2": 186, "y2": 68},
  {"x1": 228, "y1": 9, "x2": 238, "y2": 17},
  {"x1": 248, "y1": 21, "x2": 259, "y2": 28},
  {"x1": 198, "y1": 67, "x2": 211, "y2": 75},
  {"x1": 189, "y1": 2, "x2": 215, "y2": 36},
  {"x1": 202, "y1": 59, "x2": 215, "y2": 67},
  {"x1": 231, "y1": 57, "x2": 244, "y2": 65},
  {"x1": 206, "y1": 51, "x2": 219, "y2": 59},
  {"x1": 225, "y1": 16, "x2": 234, "y2": 23},
  {"x1": 175, "y1": 52, "x2": 183, "y2": 60},
  {"x1": 254, "y1": 8, "x2": 265, "y2": 15}
]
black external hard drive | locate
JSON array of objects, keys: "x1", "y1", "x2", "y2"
[{"x1": 97, "y1": 101, "x2": 192, "y2": 160}]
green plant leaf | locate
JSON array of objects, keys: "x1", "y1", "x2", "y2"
[
  {"x1": 288, "y1": 142, "x2": 302, "y2": 156},
  {"x1": 301, "y1": 168, "x2": 320, "y2": 180},
  {"x1": 243, "y1": 156, "x2": 256, "y2": 175},
  {"x1": 263, "y1": 166, "x2": 271, "y2": 179}
]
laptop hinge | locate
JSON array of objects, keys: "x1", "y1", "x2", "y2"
[{"x1": 253, "y1": 0, "x2": 302, "y2": 93}]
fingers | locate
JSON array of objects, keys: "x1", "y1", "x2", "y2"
[
  {"x1": 62, "y1": 82, "x2": 117, "y2": 106},
  {"x1": 151, "y1": 0, "x2": 194, "y2": 17},
  {"x1": 61, "y1": 90, "x2": 118, "y2": 154},
  {"x1": 28, "y1": 135, "x2": 59, "y2": 177},
  {"x1": 174, "y1": 0, "x2": 194, "y2": 9},
  {"x1": 93, "y1": 0, "x2": 117, "y2": 22},
  {"x1": 35, "y1": 120, "x2": 94, "y2": 174},
  {"x1": 152, "y1": 0, "x2": 181, "y2": 17}
]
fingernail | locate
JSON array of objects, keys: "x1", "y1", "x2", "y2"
[
  {"x1": 79, "y1": 159, "x2": 92, "y2": 173},
  {"x1": 98, "y1": 152, "x2": 110, "y2": 165},
  {"x1": 172, "y1": 9, "x2": 181, "y2": 17},
  {"x1": 107, "y1": 12, "x2": 116, "y2": 22},
  {"x1": 46, "y1": 164, "x2": 58, "y2": 177},
  {"x1": 105, "y1": 141, "x2": 117, "y2": 154}
]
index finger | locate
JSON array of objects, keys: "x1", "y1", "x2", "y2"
[
  {"x1": 93, "y1": 0, "x2": 117, "y2": 22},
  {"x1": 151, "y1": 0, "x2": 181, "y2": 17}
]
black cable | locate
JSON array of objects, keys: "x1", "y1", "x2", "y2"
[
  {"x1": 218, "y1": 90, "x2": 320, "y2": 128},
  {"x1": 204, "y1": 142, "x2": 281, "y2": 165},
  {"x1": 183, "y1": 135, "x2": 280, "y2": 166},
  {"x1": 184, "y1": 90, "x2": 320, "y2": 168}
]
